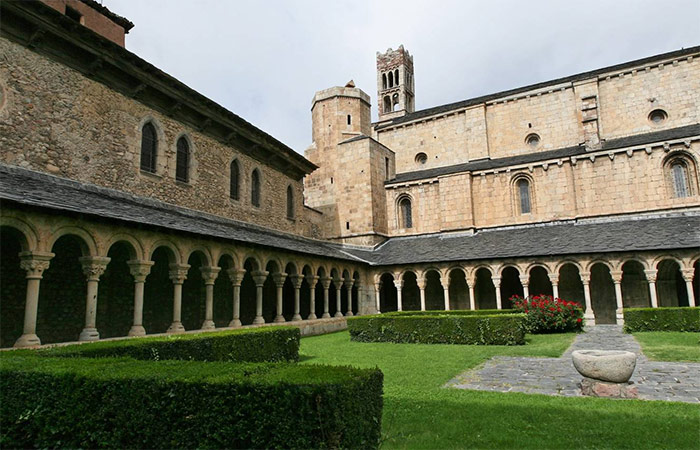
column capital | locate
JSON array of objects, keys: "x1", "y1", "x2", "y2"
[
  {"x1": 547, "y1": 273, "x2": 559, "y2": 284},
  {"x1": 610, "y1": 270, "x2": 623, "y2": 284},
  {"x1": 127, "y1": 260, "x2": 154, "y2": 282},
  {"x1": 320, "y1": 276, "x2": 332, "y2": 289},
  {"x1": 333, "y1": 277, "x2": 344, "y2": 287},
  {"x1": 272, "y1": 272, "x2": 288, "y2": 287},
  {"x1": 289, "y1": 274, "x2": 304, "y2": 289},
  {"x1": 393, "y1": 279, "x2": 403, "y2": 289},
  {"x1": 200, "y1": 266, "x2": 221, "y2": 285},
  {"x1": 305, "y1": 274, "x2": 319, "y2": 288},
  {"x1": 168, "y1": 263, "x2": 190, "y2": 284},
  {"x1": 251, "y1": 270, "x2": 269, "y2": 286},
  {"x1": 19, "y1": 251, "x2": 54, "y2": 279},
  {"x1": 227, "y1": 268, "x2": 247, "y2": 286},
  {"x1": 518, "y1": 275, "x2": 529, "y2": 286},
  {"x1": 492, "y1": 276, "x2": 502, "y2": 288},
  {"x1": 79, "y1": 256, "x2": 111, "y2": 281},
  {"x1": 579, "y1": 271, "x2": 591, "y2": 284},
  {"x1": 644, "y1": 269, "x2": 658, "y2": 283},
  {"x1": 374, "y1": 281, "x2": 382, "y2": 291},
  {"x1": 416, "y1": 277, "x2": 426, "y2": 290},
  {"x1": 680, "y1": 268, "x2": 695, "y2": 281},
  {"x1": 343, "y1": 278, "x2": 354, "y2": 288}
]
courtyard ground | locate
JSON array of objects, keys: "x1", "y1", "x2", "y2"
[
  {"x1": 300, "y1": 331, "x2": 700, "y2": 449},
  {"x1": 633, "y1": 332, "x2": 700, "y2": 362}
]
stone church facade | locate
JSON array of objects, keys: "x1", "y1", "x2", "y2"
[{"x1": 0, "y1": 1, "x2": 697, "y2": 348}]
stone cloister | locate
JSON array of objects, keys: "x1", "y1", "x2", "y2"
[
  {"x1": 373, "y1": 253, "x2": 699, "y2": 325},
  {"x1": 0, "y1": 209, "x2": 368, "y2": 348}
]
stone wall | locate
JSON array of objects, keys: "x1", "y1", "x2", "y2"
[{"x1": 0, "y1": 38, "x2": 320, "y2": 239}]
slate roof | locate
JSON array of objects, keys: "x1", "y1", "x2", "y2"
[
  {"x1": 0, "y1": 165, "x2": 363, "y2": 263},
  {"x1": 388, "y1": 124, "x2": 700, "y2": 184},
  {"x1": 375, "y1": 46, "x2": 700, "y2": 130},
  {"x1": 343, "y1": 215, "x2": 700, "y2": 266}
]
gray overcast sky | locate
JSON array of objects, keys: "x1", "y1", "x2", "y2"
[{"x1": 103, "y1": 0, "x2": 699, "y2": 154}]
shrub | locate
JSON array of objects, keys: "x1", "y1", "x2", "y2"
[
  {"x1": 41, "y1": 326, "x2": 300, "y2": 363},
  {"x1": 382, "y1": 309, "x2": 518, "y2": 317},
  {"x1": 0, "y1": 355, "x2": 383, "y2": 449},
  {"x1": 348, "y1": 313, "x2": 526, "y2": 345},
  {"x1": 510, "y1": 295, "x2": 584, "y2": 334},
  {"x1": 623, "y1": 307, "x2": 700, "y2": 332}
]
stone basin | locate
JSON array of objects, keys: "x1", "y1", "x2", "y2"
[{"x1": 571, "y1": 350, "x2": 637, "y2": 383}]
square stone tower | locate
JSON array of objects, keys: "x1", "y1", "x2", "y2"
[{"x1": 376, "y1": 45, "x2": 415, "y2": 122}]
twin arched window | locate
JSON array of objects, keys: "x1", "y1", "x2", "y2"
[
  {"x1": 287, "y1": 185, "x2": 294, "y2": 219},
  {"x1": 398, "y1": 197, "x2": 413, "y2": 229},
  {"x1": 251, "y1": 169, "x2": 261, "y2": 207},
  {"x1": 175, "y1": 137, "x2": 189, "y2": 182},
  {"x1": 140, "y1": 122, "x2": 157, "y2": 173}
]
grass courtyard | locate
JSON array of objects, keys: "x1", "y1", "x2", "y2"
[
  {"x1": 633, "y1": 332, "x2": 700, "y2": 362},
  {"x1": 300, "y1": 331, "x2": 700, "y2": 449}
]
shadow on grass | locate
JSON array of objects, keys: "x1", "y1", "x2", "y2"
[{"x1": 297, "y1": 354, "x2": 316, "y2": 362}]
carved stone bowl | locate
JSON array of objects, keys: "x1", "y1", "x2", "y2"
[{"x1": 572, "y1": 350, "x2": 637, "y2": 383}]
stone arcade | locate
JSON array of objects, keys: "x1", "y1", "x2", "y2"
[{"x1": 0, "y1": 1, "x2": 698, "y2": 348}]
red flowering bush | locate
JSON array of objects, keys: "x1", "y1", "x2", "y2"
[{"x1": 510, "y1": 295, "x2": 584, "y2": 333}]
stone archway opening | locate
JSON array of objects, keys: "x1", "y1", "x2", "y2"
[
  {"x1": 621, "y1": 260, "x2": 650, "y2": 309},
  {"x1": 0, "y1": 226, "x2": 28, "y2": 348},
  {"x1": 239, "y1": 258, "x2": 259, "y2": 325},
  {"x1": 657, "y1": 259, "x2": 688, "y2": 307},
  {"x1": 182, "y1": 252, "x2": 206, "y2": 331},
  {"x1": 500, "y1": 266, "x2": 523, "y2": 308},
  {"x1": 590, "y1": 263, "x2": 616, "y2": 324},
  {"x1": 97, "y1": 241, "x2": 135, "y2": 339},
  {"x1": 448, "y1": 269, "x2": 469, "y2": 310},
  {"x1": 144, "y1": 246, "x2": 175, "y2": 334},
  {"x1": 379, "y1": 273, "x2": 397, "y2": 312},
  {"x1": 474, "y1": 268, "x2": 496, "y2": 309},
  {"x1": 424, "y1": 270, "x2": 443, "y2": 310},
  {"x1": 402, "y1": 271, "x2": 420, "y2": 310},
  {"x1": 213, "y1": 255, "x2": 234, "y2": 328},
  {"x1": 558, "y1": 263, "x2": 585, "y2": 307},
  {"x1": 529, "y1": 266, "x2": 553, "y2": 297}
]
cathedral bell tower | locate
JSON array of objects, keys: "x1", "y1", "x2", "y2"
[{"x1": 376, "y1": 45, "x2": 415, "y2": 121}]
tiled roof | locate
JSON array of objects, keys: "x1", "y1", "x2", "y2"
[
  {"x1": 375, "y1": 46, "x2": 700, "y2": 130},
  {"x1": 388, "y1": 124, "x2": 700, "y2": 184}
]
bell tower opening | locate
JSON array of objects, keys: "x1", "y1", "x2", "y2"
[{"x1": 376, "y1": 45, "x2": 415, "y2": 121}]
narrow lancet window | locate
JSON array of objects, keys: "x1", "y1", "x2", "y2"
[
  {"x1": 140, "y1": 122, "x2": 157, "y2": 173},
  {"x1": 175, "y1": 137, "x2": 189, "y2": 182}
]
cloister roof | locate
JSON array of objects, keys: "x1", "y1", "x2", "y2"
[{"x1": 344, "y1": 214, "x2": 700, "y2": 266}]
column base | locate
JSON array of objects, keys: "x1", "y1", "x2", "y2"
[
  {"x1": 128, "y1": 325, "x2": 146, "y2": 337},
  {"x1": 616, "y1": 310, "x2": 624, "y2": 326},
  {"x1": 584, "y1": 311, "x2": 596, "y2": 327},
  {"x1": 79, "y1": 327, "x2": 100, "y2": 341},
  {"x1": 166, "y1": 322, "x2": 185, "y2": 334},
  {"x1": 273, "y1": 315, "x2": 286, "y2": 323},
  {"x1": 292, "y1": 314, "x2": 302, "y2": 321},
  {"x1": 228, "y1": 319, "x2": 242, "y2": 328},
  {"x1": 334, "y1": 311, "x2": 344, "y2": 318},
  {"x1": 253, "y1": 316, "x2": 265, "y2": 325},
  {"x1": 201, "y1": 320, "x2": 215, "y2": 330},
  {"x1": 14, "y1": 333, "x2": 41, "y2": 348},
  {"x1": 307, "y1": 313, "x2": 317, "y2": 320},
  {"x1": 345, "y1": 311, "x2": 354, "y2": 317},
  {"x1": 322, "y1": 312, "x2": 330, "y2": 318}
]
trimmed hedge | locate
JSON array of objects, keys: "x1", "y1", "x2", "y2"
[
  {"x1": 0, "y1": 355, "x2": 383, "y2": 449},
  {"x1": 623, "y1": 307, "x2": 700, "y2": 332},
  {"x1": 348, "y1": 313, "x2": 526, "y2": 345},
  {"x1": 382, "y1": 309, "x2": 518, "y2": 317},
  {"x1": 40, "y1": 326, "x2": 300, "y2": 363}
]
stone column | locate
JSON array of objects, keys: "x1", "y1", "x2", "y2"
[
  {"x1": 492, "y1": 276, "x2": 502, "y2": 309},
  {"x1": 468, "y1": 280, "x2": 476, "y2": 310},
  {"x1": 167, "y1": 264, "x2": 190, "y2": 333},
  {"x1": 681, "y1": 269, "x2": 696, "y2": 307},
  {"x1": 344, "y1": 279, "x2": 354, "y2": 316},
  {"x1": 227, "y1": 268, "x2": 246, "y2": 327},
  {"x1": 14, "y1": 251, "x2": 54, "y2": 348},
  {"x1": 306, "y1": 275, "x2": 319, "y2": 319},
  {"x1": 610, "y1": 270, "x2": 625, "y2": 325},
  {"x1": 251, "y1": 270, "x2": 269, "y2": 324},
  {"x1": 320, "y1": 277, "x2": 332, "y2": 318},
  {"x1": 441, "y1": 277, "x2": 450, "y2": 310},
  {"x1": 199, "y1": 266, "x2": 220, "y2": 330},
  {"x1": 580, "y1": 271, "x2": 595, "y2": 326},
  {"x1": 272, "y1": 272, "x2": 288, "y2": 323},
  {"x1": 416, "y1": 277, "x2": 426, "y2": 311},
  {"x1": 290, "y1": 274, "x2": 304, "y2": 321},
  {"x1": 334, "y1": 278, "x2": 344, "y2": 318},
  {"x1": 519, "y1": 275, "x2": 530, "y2": 299},
  {"x1": 644, "y1": 269, "x2": 659, "y2": 308},
  {"x1": 549, "y1": 273, "x2": 560, "y2": 299},
  {"x1": 127, "y1": 260, "x2": 154, "y2": 336},
  {"x1": 394, "y1": 279, "x2": 403, "y2": 311},
  {"x1": 78, "y1": 256, "x2": 111, "y2": 341},
  {"x1": 374, "y1": 282, "x2": 382, "y2": 313}
]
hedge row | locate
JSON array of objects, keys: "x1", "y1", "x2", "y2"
[
  {"x1": 0, "y1": 355, "x2": 383, "y2": 449},
  {"x1": 40, "y1": 326, "x2": 300, "y2": 363},
  {"x1": 348, "y1": 313, "x2": 526, "y2": 345},
  {"x1": 623, "y1": 307, "x2": 700, "y2": 332},
  {"x1": 382, "y1": 309, "x2": 518, "y2": 317}
]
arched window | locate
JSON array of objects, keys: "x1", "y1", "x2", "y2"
[
  {"x1": 517, "y1": 178, "x2": 531, "y2": 214},
  {"x1": 382, "y1": 73, "x2": 387, "y2": 89},
  {"x1": 286, "y1": 185, "x2": 294, "y2": 219},
  {"x1": 140, "y1": 122, "x2": 157, "y2": 173},
  {"x1": 388, "y1": 71, "x2": 394, "y2": 88},
  {"x1": 392, "y1": 93, "x2": 399, "y2": 111},
  {"x1": 251, "y1": 169, "x2": 261, "y2": 207},
  {"x1": 395, "y1": 69, "x2": 399, "y2": 85},
  {"x1": 671, "y1": 161, "x2": 690, "y2": 198},
  {"x1": 383, "y1": 96, "x2": 391, "y2": 113},
  {"x1": 175, "y1": 137, "x2": 189, "y2": 182},
  {"x1": 399, "y1": 197, "x2": 412, "y2": 229},
  {"x1": 229, "y1": 159, "x2": 240, "y2": 200}
]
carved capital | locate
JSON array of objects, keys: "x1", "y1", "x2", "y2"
[
  {"x1": 644, "y1": 269, "x2": 658, "y2": 283},
  {"x1": 518, "y1": 275, "x2": 529, "y2": 286},
  {"x1": 491, "y1": 276, "x2": 501, "y2": 288},
  {"x1": 610, "y1": 270, "x2": 623, "y2": 284},
  {"x1": 272, "y1": 272, "x2": 288, "y2": 288},
  {"x1": 227, "y1": 268, "x2": 247, "y2": 287},
  {"x1": 393, "y1": 279, "x2": 403, "y2": 289},
  {"x1": 200, "y1": 266, "x2": 221, "y2": 285},
  {"x1": 19, "y1": 251, "x2": 54, "y2": 279},
  {"x1": 319, "y1": 277, "x2": 332, "y2": 289},
  {"x1": 579, "y1": 271, "x2": 591, "y2": 285},
  {"x1": 290, "y1": 274, "x2": 304, "y2": 289},
  {"x1": 251, "y1": 270, "x2": 269, "y2": 287},
  {"x1": 305, "y1": 274, "x2": 319, "y2": 289},
  {"x1": 680, "y1": 268, "x2": 695, "y2": 282},
  {"x1": 548, "y1": 273, "x2": 559, "y2": 285},
  {"x1": 416, "y1": 277, "x2": 426, "y2": 290},
  {"x1": 343, "y1": 278, "x2": 355, "y2": 289},
  {"x1": 168, "y1": 263, "x2": 190, "y2": 284},
  {"x1": 79, "y1": 256, "x2": 111, "y2": 282},
  {"x1": 127, "y1": 260, "x2": 154, "y2": 283}
]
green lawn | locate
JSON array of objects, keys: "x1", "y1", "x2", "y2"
[
  {"x1": 633, "y1": 332, "x2": 700, "y2": 362},
  {"x1": 300, "y1": 331, "x2": 700, "y2": 449}
]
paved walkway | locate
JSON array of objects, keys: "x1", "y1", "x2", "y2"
[{"x1": 446, "y1": 325, "x2": 700, "y2": 403}]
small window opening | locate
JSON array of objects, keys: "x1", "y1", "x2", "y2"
[
  {"x1": 518, "y1": 178, "x2": 531, "y2": 214},
  {"x1": 175, "y1": 137, "x2": 189, "y2": 183},
  {"x1": 383, "y1": 96, "x2": 391, "y2": 113},
  {"x1": 525, "y1": 133, "x2": 540, "y2": 147},
  {"x1": 528, "y1": 123, "x2": 532, "y2": 128},
  {"x1": 347, "y1": 114, "x2": 352, "y2": 125},
  {"x1": 415, "y1": 152, "x2": 427, "y2": 165},
  {"x1": 395, "y1": 69, "x2": 399, "y2": 85},
  {"x1": 330, "y1": 177, "x2": 333, "y2": 184},
  {"x1": 251, "y1": 169, "x2": 261, "y2": 207},
  {"x1": 399, "y1": 197, "x2": 413, "y2": 229},
  {"x1": 286, "y1": 185, "x2": 295, "y2": 219},
  {"x1": 382, "y1": 73, "x2": 387, "y2": 89},
  {"x1": 385, "y1": 157, "x2": 390, "y2": 180},
  {"x1": 671, "y1": 162, "x2": 690, "y2": 198},
  {"x1": 65, "y1": 6, "x2": 83, "y2": 23},
  {"x1": 648, "y1": 109, "x2": 668, "y2": 124},
  {"x1": 140, "y1": 122, "x2": 157, "y2": 173},
  {"x1": 392, "y1": 93, "x2": 399, "y2": 112},
  {"x1": 346, "y1": 222, "x2": 350, "y2": 230}
]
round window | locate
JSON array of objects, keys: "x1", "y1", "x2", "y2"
[
  {"x1": 648, "y1": 109, "x2": 668, "y2": 124},
  {"x1": 525, "y1": 133, "x2": 540, "y2": 147},
  {"x1": 415, "y1": 152, "x2": 428, "y2": 165}
]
